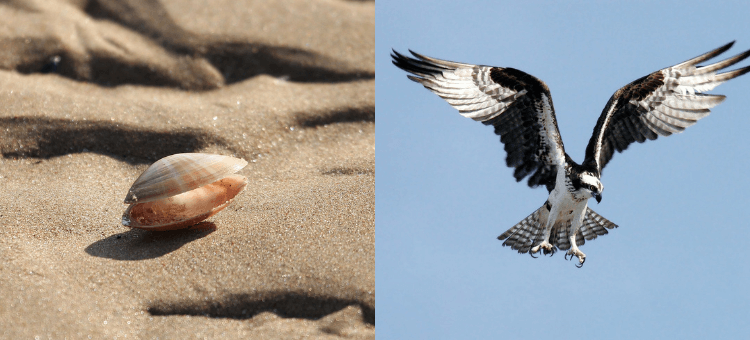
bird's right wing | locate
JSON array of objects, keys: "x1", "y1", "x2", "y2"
[
  {"x1": 392, "y1": 50, "x2": 565, "y2": 191},
  {"x1": 583, "y1": 42, "x2": 750, "y2": 174}
]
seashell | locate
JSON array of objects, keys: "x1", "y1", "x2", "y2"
[{"x1": 122, "y1": 153, "x2": 248, "y2": 230}]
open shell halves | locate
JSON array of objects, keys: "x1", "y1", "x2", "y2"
[{"x1": 122, "y1": 153, "x2": 248, "y2": 230}]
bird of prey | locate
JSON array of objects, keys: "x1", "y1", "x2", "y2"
[{"x1": 392, "y1": 42, "x2": 750, "y2": 267}]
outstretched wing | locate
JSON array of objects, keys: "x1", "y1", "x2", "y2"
[
  {"x1": 584, "y1": 42, "x2": 750, "y2": 173},
  {"x1": 392, "y1": 50, "x2": 565, "y2": 191}
]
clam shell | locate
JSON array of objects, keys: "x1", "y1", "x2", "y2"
[
  {"x1": 123, "y1": 174, "x2": 247, "y2": 230},
  {"x1": 124, "y1": 153, "x2": 247, "y2": 204}
]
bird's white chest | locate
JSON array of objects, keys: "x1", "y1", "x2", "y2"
[
  {"x1": 548, "y1": 166, "x2": 589, "y2": 227},
  {"x1": 550, "y1": 183, "x2": 584, "y2": 212}
]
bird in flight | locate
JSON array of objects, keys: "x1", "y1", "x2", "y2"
[{"x1": 392, "y1": 42, "x2": 750, "y2": 267}]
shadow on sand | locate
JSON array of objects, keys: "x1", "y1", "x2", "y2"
[
  {"x1": 0, "y1": 116, "x2": 241, "y2": 165},
  {"x1": 85, "y1": 222, "x2": 216, "y2": 260},
  {"x1": 149, "y1": 291, "x2": 374, "y2": 325}
]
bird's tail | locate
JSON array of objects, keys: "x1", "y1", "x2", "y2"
[
  {"x1": 498, "y1": 203, "x2": 618, "y2": 253},
  {"x1": 497, "y1": 203, "x2": 550, "y2": 254}
]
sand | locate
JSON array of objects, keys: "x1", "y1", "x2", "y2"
[{"x1": 0, "y1": 0, "x2": 374, "y2": 338}]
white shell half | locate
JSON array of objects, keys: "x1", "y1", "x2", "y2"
[{"x1": 124, "y1": 153, "x2": 247, "y2": 204}]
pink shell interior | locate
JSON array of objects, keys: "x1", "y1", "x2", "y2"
[{"x1": 123, "y1": 174, "x2": 247, "y2": 230}]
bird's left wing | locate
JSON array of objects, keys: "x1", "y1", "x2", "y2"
[
  {"x1": 392, "y1": 50, "x2": 565, "y2": 191},
  {"x1": 584, "y1": 42, "x2": 750, "y2": 173}
]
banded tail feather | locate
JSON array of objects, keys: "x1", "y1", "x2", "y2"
[
  {"x1": 497, "y1": 203, "x2": 550, "y2": 254},
  {"x1": 498, "y1": 204, "x2": 618, "y2": 254}
]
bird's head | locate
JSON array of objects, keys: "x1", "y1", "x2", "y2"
[{"x1": 579, "y1": 171, "x2": 604, "y2": 203}]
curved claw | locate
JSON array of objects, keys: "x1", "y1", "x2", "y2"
[
  {"x1": 575, "y1": 257, "x2": 586, "y2": 268},
  {"x1": 564, "y1": 253, "x2": 570, "y2": 261},
  {"x1": 529, "y1": 251, "x2": 538, "y2": 259}
]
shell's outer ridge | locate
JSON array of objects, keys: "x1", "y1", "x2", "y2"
[{"x1": 124, "y1": 153, "x2": 247, "y2": 204}]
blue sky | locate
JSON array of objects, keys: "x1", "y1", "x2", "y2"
[{"x1": 376, "y1": 1, "x2": 750, "y2": 339}]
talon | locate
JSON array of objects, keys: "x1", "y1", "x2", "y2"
[
  {"x1": 530, "y1": 241, "x2": 556, "y2": 259},
  {"x1": 529, "y1": 251, "x2": 538, "y2": 259},
  {"x1": 575, "y1": 257, "x2": 585, "y2": 268}
]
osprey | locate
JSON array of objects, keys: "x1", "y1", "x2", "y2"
[{"x1": 392, "y1": 42, "x2": 750, "y2": 267}]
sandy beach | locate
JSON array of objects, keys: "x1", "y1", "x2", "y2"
[{"x1": 0, "y1": 0, "x2": 374, "y2": 338}]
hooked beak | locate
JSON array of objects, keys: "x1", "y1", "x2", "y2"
[{"x1": 594, "y1": 193, "x2": 602, "y2": 204}]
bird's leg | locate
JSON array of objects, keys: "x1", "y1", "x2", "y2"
[
  {"x1": 530, "y1": 214, "x2": 556, "y2": 257},
  {"x1": 565, "y1": 233, "x2": 586, "y2": 267},
  {"x1": 529, "y1": 206, "x2": 560, "y2": 256},
  {"x1": 566, "y1": 207, "x2": 587, "y2": 267}
]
